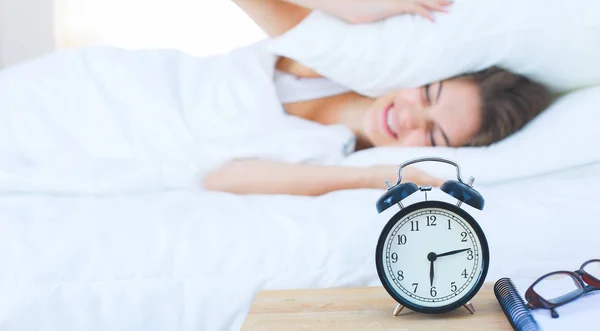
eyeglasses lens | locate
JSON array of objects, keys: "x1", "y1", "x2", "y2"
[
  {"x1": 582, "y1": 260, "x2": 600, "y2": 282},
  {"x1": 533, "y1": 272, "x2": 584, "y2": 305}
]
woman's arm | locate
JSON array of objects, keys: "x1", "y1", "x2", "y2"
[
  {"x1": 234, "y1": 0, "x2": 450, "y2": 36},
  {"x1": 233, "y1": 0, "x2": 321, "y2": 77},
  {"x1": 233, "y1": 0, "x2": 449, "y2": 79},
  {"x1": 202, "y1": 159, "x2": 443, "y2": 196},
  {"x1": 233, "y1": 0, "x2": 311, "y2": 38},
  {"x1": 234, "y1": 0, "x2": 451, "y2": 78},
  {"x1": 283, "y1": 0, "x2": 452, "y2": 23}
]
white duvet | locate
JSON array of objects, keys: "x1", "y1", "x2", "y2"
[
  {"x1": 0, "y1": 42, "x2": 353, "y2": 194},
  {"x1": 0, "y1": 164, "x2": 598, "y2": 330},
  {"x1": 0, "y1": 44, "x2": 598, "y2": 330}
]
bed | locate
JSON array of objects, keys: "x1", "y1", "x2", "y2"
[
  {"x1": 0, "y1": 160, "x2": 597, "y2": 330},
  {"x1": 0, "y1": 17, "x2": 599, "y2": 328}
]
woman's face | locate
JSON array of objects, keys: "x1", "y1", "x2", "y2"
[{"x1": 362, "y1": 78, "x2": 482, "y2": 148}]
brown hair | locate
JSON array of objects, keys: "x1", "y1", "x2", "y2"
[{"x1": 461, "y1": 67, "x2": 552, "y2": 146}]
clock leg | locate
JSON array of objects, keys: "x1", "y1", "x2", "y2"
[
  {"x1": 463, "y1": 302, "x2": 476, "y2": 314},
  {"x1": 392, "y1": 303, "x2": 405, "y2": 316}
]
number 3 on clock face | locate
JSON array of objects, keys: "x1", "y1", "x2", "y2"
[{"x1": 375, "y1": 201, "x2": 490, "y2": 314}]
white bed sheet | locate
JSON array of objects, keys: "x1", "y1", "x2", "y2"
[{"x1": 0, "y1": 161, "x2": 598, "y2": 331}]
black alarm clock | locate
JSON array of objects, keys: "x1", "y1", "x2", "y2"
[{"x1": 375, "y1": 157, "x2": 490, "y2": 316}]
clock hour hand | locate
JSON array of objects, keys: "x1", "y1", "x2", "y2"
[{"x1": 437, "y1": 248, "x2": 471, "y2": 258}]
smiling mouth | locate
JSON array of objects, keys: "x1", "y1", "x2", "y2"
[{"x1": 383, "y1": 103, "x2": 398, "y2": 138}]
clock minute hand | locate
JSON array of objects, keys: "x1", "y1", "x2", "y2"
[
  {"x1": 430, "y1": 260, "x2": 434, "y2": 286},
  {"x1": 437, "y1": 248, "x2": 471, "y2": 258}
]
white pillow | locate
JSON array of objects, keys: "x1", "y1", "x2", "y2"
[
  {"x1": 339, "y1": 85, "x2": 600, "y2": 185},
  {"x1": 268, "y1": 0, "x2": 600, "y2": 97}
]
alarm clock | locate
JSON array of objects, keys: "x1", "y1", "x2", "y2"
[{"x1": 375, "y1": 157, "x2": 490, "y2": 316}]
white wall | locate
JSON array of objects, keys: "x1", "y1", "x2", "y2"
[
  {"x1": 0, "y1": 0, "x2": 56, "y2": 68},
  {"x1": 55, "y1": 0, "x2": 267, "y2": 57},
  {"x1": 0, "y1": 0, "x2": 266, "y2": 69}
]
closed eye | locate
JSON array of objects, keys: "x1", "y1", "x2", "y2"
[
  {"x1": 425, "y1": 82, "x2": 449, "y2": 147},
  {"x1": 424, "y1": 84, "x2": 432, "y2": 105},
  {"x1": 424, "y1": 84, "x2": 437, "y2": 146}
]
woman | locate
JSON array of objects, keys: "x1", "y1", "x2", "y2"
[
  {"x1": 0, "y1": 0, "x2": 550, "y2": 196},
  {"x1": 202, "y1": 0, "x2": 551, "y2": 195}
]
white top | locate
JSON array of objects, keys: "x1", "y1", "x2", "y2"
[{"x1": 274, "y1": 69, "x2": 351, "y2": 104}]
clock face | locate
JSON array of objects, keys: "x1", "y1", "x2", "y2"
[{"x1": 376, "y1": 201, "x2": 489, "y2": 313}]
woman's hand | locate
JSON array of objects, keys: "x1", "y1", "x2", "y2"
[
  {"x1": 365, "y1": 165, "x2": 444, "y2": 189},
  {"x1": 284, "y1": 0, "x2": 453, "y2": 23}
]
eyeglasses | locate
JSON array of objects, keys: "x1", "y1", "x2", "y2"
[{"x1": 525, "y1": 259, "x2": 600, "y2": 318}]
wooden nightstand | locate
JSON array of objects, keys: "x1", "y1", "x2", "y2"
[{"x1": 241, "y1": 283, "x2": 512, "y2": 330}]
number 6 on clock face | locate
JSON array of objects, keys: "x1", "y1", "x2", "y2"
[{"x1": 375, "y1": 201, "x2": 490, "y2": 314}]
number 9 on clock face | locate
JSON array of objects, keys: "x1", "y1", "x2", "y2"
[{"x1": 375, "y1": 201, "x2": 490, "y2": 314}]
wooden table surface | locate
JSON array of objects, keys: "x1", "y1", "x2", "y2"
[{"x1": 241, "y1": 283, "x2": 513, "y2": 330}]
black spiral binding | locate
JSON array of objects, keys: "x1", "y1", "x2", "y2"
[{"x1": 494, "y1": 278, "x2": 541, "y2": 331}]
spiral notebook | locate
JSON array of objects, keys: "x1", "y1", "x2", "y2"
[{"x1": 494, "y1": 278, "x2": 599, "y2": 331}]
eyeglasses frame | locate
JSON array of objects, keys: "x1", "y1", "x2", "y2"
[{"x1": 524, "y1": 259, "x2": 600, "y2": 318}]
